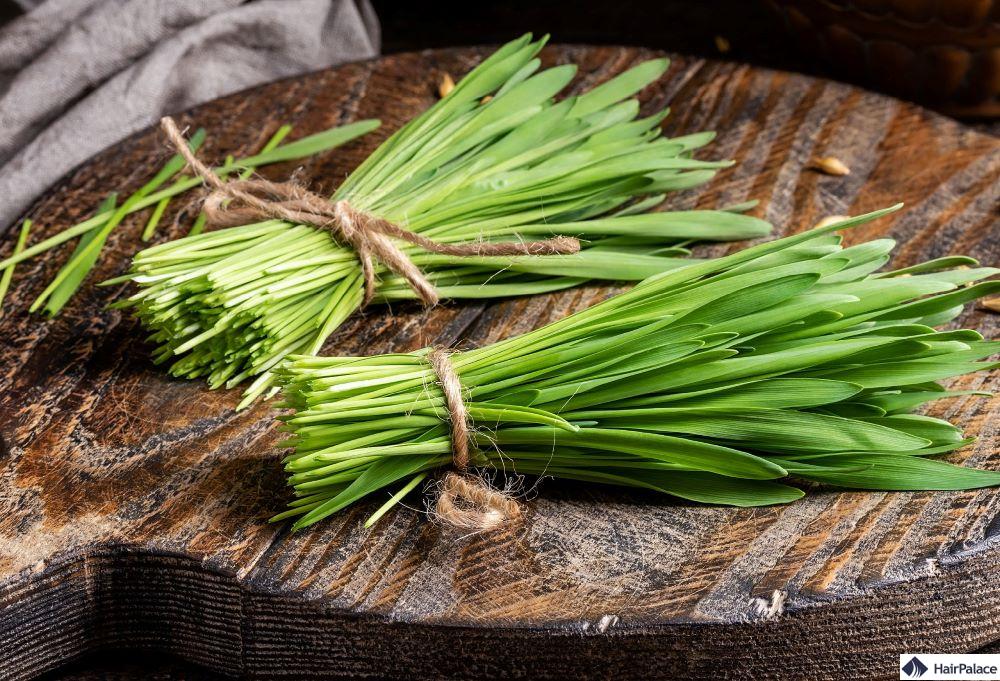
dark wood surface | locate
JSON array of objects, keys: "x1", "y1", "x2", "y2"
[{"x1": 0, "y1": 46, "x2": 998, "y2": 681}]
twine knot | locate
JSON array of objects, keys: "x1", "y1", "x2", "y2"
[
  {"x1": 160, "y1": 117, "x2": 580, "y2": 306},
  {"x1": 428, "y1": 348, "x2": 521, "y2": 531}
]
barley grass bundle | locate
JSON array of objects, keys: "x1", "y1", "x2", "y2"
[
  {"x1": 273, "y1": 206, "x2": 1000, "y2": 530},
  {"x1": 111, "y1": 34, "x2": 770, "y2": 407},
  {"x1": 0, "y1": 118, "x2": 378, "y2": 316}
]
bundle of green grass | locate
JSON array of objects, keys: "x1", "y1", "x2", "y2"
[
  {"x1": 273, "y1": 207, "x2": 1000, "y2": 530},
  {"x1": 0, "y1": 118, "x2": 380, "y2": 317},
  {"x1": 110, "y1": 34, "x2": 771, "y2": 408}
]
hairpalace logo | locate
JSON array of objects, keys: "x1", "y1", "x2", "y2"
[
  {"x1": 902, "y1": 657, "x2": 928, "y2": 678},
  {"x1": 899, "y1": 654, "x2": 1000, "y2": 680}
]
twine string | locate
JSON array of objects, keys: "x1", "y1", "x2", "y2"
[
  {"x1": 160, "y1": 117, "x2": 581, "y2": 306},
  {"x1": 428, "y1": 348, "x2": 521, "y2": 531}
]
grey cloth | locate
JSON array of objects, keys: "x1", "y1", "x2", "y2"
[{"x1": 0, "y1": 0, "x2": 380, "y2": 229}]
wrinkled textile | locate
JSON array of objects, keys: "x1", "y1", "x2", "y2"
[{"x1": 0, "y1": 0, "x2": 380, "y2": 229}]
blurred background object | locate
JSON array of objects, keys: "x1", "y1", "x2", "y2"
[
  {"x1": 0, "y1": 0, "x2": 378, "y2": 228},
  {"x1": 367, "y1": 0, "x2": 999, "y2": 124},
  {"x1": 764, "y1": 0, "x2": 1000, "y2": 117}
]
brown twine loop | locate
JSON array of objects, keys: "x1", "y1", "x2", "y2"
[
  {"x1": 160, "y1": 117, "x2": 581, "y2": 306},
  {"x1": 427, "y1": 347, "x2": 521, "y2": 531}
]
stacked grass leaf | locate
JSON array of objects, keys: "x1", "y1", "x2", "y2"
[
  {"x1": 111, "y1": 33, "x2": 771, "y2": 408},
  {"x1": 272, "y1": 206, "x2": 1000, "y2": 530},
  {"x1": 0, "y1": 118, "x2": 378, "y2": 317}
]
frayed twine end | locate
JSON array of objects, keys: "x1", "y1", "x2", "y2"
[{"x1": 431, "y1": 471, "x2": 522, "y2": 532}]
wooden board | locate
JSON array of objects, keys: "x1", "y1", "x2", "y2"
[{"x1": 0, "y1": 45, "x2": 998, "y2": 681}]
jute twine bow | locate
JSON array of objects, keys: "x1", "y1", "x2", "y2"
[
  {"x1": 160, "y1": 117, "x2": 581, "y2": 306},
  {"x1": 428, "y1": 348, "x2": 522, "y2": 531}
]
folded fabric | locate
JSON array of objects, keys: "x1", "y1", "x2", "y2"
[{"x1": 0, "y1": 0, "x2": 380, "y2": 230}]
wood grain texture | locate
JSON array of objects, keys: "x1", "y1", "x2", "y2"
[{"x1": 0, "y1": 46, "x2": 997, "y2": 680}]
